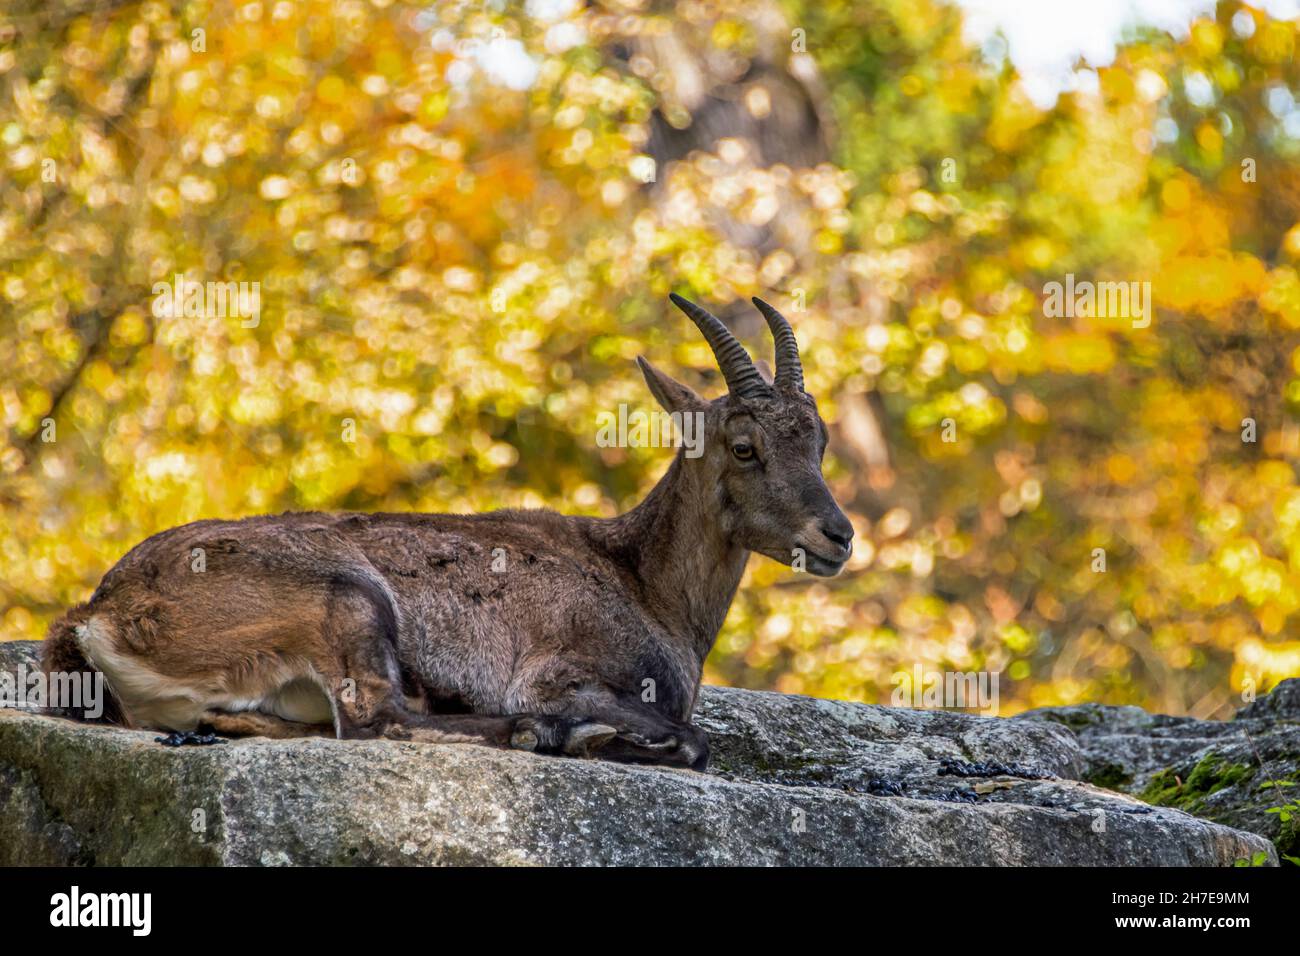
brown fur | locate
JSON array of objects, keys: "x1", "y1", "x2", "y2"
[{"x1": 41, "y1": 297, "x2": 853, "y2": 769}]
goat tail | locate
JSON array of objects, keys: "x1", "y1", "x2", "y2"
[{"x1": 41, "y1": 605, "x2": 124, "y2": 724}]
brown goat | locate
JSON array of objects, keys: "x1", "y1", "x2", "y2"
[{"x1": 42, "y1": 295, "x2": 854, "y2": 769}]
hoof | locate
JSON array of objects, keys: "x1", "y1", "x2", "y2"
[
  {"x1": 510, "y1": 728, "x2": 540, "y2": 751},
  {"x1": 383, "y1": 723, "x2": 413, "y2": 742},
  {"x1": 564, "y1": 722, "x2": 618, "y2": 757},
  {"x1": 620, "y1": 733, "x2": 679, "y2": 752}
]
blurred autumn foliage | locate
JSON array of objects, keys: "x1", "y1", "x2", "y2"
[{"x1": 3, "y1": 0, "x2": 1300, "y2": 717}]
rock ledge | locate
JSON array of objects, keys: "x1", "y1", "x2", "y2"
[{"x1": 0, "y1": 641, "x2": 1279, "y2": 866}]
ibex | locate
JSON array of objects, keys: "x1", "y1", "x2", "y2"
[{"x1": 43, "y1": 295, "x2": 854, "y2": 770}]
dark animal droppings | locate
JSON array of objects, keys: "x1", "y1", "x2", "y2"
[
  {"x1": 938, "y1": 757, "x2": 1053, "y2": 780},
  {"x1": 155, "y1": 731, "x2": 226, "y2": 747}
]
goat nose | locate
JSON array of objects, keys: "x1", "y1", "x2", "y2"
[{"x1": 821, "y1": 517, "x2": 854, "y2": 553}]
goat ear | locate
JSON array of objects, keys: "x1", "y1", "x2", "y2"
[
  {"x1": 636, "y1": 356, "x2": 704, "y2": 413},
  {"x1": 754, "y1": 359, "x2": 774, "y2": 386}
]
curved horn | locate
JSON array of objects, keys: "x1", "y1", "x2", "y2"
[
  {"x1": 669, "y1": 293, "x2": 768, "y2": 397},
  {"x1": 751, "y1": 297, "x2": 804, "y2": 392}
]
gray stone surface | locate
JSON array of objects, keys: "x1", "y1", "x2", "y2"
[
  {"x1": 0, "y1": 640, "x2": 1278, "y2": 866},
  {"x1": 1018, "y1": 679, "x2": 1300, "y2": 862}
]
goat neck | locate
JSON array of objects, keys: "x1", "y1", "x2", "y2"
[{"x1": 599, "y1": 450, "x2": 749, "y2": 664}]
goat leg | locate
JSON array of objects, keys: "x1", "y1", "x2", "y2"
[
  {"x1": 558, "y1": 697, "x2": 711, "y2": 771},
  {"x1": 198, "y1": 710, "x2": 333, "y2": 740},
  {"x1": 375, "y1": 710, "x2": 616, "y2": 758}
]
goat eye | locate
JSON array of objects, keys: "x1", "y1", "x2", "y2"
[{"x1": 732, "y1": 442, "x2": 754, "y2": 460}]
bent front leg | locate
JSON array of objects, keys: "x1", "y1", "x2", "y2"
[
  {"x1": 601, "y1": 718, "x2": 710, "y2": 771},
  {"x1": 385, "y1": 711, "x2": 617, "y2": 758},
  {"x1": 561, "y1": 693, "x2": 710, "y2": 771}
]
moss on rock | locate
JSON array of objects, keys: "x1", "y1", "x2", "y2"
[{"x1": 1140, "y1": 753, "x2": 1255, "y2": 813}]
